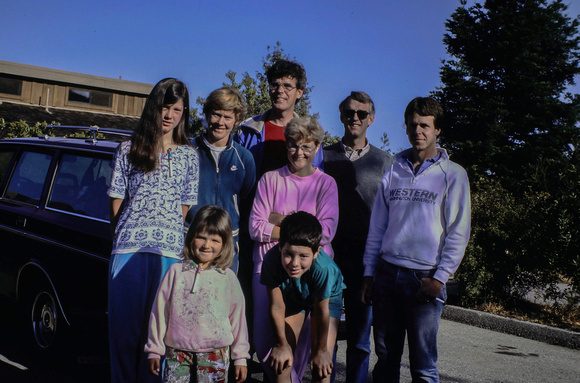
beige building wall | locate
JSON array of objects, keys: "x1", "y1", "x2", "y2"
[{"x1": 0, "y1": 60, "x2": 152, "y2": 117}]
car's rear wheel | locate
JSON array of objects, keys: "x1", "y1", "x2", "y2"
[
  {"x1": 25, "y1": 282, "x2": 67, "y2": 353},
  {"x1": 31, "y1": 289, "x2": 59, "y2": 348}
]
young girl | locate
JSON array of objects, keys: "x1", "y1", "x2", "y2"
[
  {"x1": 145, "y1": 206, "x2": 250, "y2": 383},
  {"x1": 108, "y1": 78, "x2": 199, "y2": 383}
]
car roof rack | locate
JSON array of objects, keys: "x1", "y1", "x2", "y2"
[{"x1": 42, "y1": 125, "x2": 132, "y2": 144}]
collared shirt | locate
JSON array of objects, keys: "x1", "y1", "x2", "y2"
[
  {"x1": 341, "y1": 139, "x2": 370, "y2": 161},
  {"x1": 402, "y1": 151, "x2": 442, "y2": 176}
]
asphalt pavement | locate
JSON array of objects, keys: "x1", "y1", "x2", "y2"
[{"x1": 0, "y1": 304, "x2": 579, "y2": 382}]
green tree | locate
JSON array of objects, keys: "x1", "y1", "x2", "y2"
[
  {"x1": 433, "y1": 0, "x2": 580, "y2": 306},
  {"x1": 189, "y1": 105, "x2": 204, "y2": 138},
  {"x1": 434, "y1": 0, "x2": 580, "y2": 186},
  {"x1": 190, "y1": 42, "x2": 322, "y2": 138},
  {"x1": 0, "y1": 119, "x2": 50, "y2": 139},
  {"x1": 321, "y1": 130, "x2": 340, "y2": 147},
  {"x1": 379, "y1": 132, "x2": 396, "y2": 157},
  {"x1": 227, "y1": 42, "x2": 316, "y2": 118}
]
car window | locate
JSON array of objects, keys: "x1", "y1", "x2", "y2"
[
  {"x1": 0, "y1": 149, "x2": 15, "y2": 184},
  {"x1": 5, "y1": 151, "x2": 52, "y2": 205},
  {"x1": 47, "y1": 153, "x2": 113, "y2": 221}
]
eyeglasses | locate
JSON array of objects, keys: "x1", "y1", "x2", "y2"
[
  {"x1": 269, "y1": 82, "x2": 297, "y2": 92},
  {"x1": 342, "y1": 109, "x2": 370, "y2": 120},
  {"x1": 286, "y1": 143, "x2": 316, "y2": 154}
]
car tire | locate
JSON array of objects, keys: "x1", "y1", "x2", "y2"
[{"x1": 25, "y1": 281, "x2": 68, "y2": 355}]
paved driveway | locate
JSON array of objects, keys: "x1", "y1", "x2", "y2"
[{"x1": 1, "y1": 303, "x2": 579, "y2": 382}]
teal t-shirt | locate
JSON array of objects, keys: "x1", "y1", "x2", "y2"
[{"x1": 260, "y1": 246, "x2": 345, "y2": 313}]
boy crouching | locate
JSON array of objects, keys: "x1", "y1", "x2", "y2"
[{"x1": 260, "y1": 211, "x2": 345, "y2": 383}]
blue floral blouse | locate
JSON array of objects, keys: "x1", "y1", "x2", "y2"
[{"x1": 108, "y1": 141, "x2": 199, "y2": 259}]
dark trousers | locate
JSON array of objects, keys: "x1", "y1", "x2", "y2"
[{"x1": 333, "y1": 238, "x2": 373, "y2": 383}]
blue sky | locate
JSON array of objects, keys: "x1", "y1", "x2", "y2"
[{"x1": 1, "y1": 0, "x2": 579, "y2": 151}]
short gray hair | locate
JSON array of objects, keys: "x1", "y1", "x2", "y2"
[{"x1": 284, "y1": 117, "x2": 324, "y2": 146}]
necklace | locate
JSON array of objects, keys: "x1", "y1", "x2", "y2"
[{"x1": 167, "y1": 147, "x2": 173, "y2": 177}]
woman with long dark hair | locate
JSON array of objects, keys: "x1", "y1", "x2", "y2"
[{"x1": 107, "y1": 78, "x2": 199, "y2": 383}]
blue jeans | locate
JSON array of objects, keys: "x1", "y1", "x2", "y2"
[
  {"x1": 372, "y1": 261, "x2": 446, "y2": 383},
  {"x1": 108, "y1": 252, "x2": 179, "y2": 383}
]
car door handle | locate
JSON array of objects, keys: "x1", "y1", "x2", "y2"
[{"x1": 15, "y1": 217, "x2": 27, "y2": 228}]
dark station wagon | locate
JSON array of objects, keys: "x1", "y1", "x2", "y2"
[{"x1": 0, "y1": 126, "x2": 129, "y2": 359}]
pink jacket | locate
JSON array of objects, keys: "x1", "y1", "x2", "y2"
[
  {"x1": 249, "y1": 166, "x2": 339, "y2": 273},
  {"x1": 145, "y1": 261, "x2": 250, "y2": 365}
]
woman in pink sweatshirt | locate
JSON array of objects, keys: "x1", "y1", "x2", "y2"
[{"x1": 249, "y1": 116, "x2": 339, "y2": 382}]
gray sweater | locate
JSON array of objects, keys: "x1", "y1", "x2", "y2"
[{"x1": 323, "y1": 143, "x2": 392, "y2": 241}]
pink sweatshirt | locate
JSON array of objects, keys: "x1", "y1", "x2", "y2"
[
  {"x1": 145, "y1": 261, "x2": 250, "y2": 365},
  {"x1": 249, "y1": 166, "x2": 339, "y2": 273}
]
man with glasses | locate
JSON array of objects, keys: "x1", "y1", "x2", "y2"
[
  {"x1": 323, "y1": 91, "x2": 392, "y2": 383},
  {"x1": 235, "y1": 59, "x2": 323, "y2": 377},
  {"x1": 236, "y1": 59, "x2": 323, "y2": 178}
]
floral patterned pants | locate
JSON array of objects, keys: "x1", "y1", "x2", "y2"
[{"x1": 163, "y1": 346, "x2": 230, "y2": 383}]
